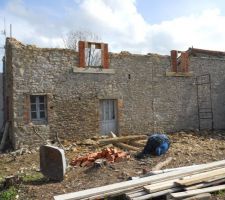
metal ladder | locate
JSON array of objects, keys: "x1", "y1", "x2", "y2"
[{"x1": 196, "y1": 74, "x2": 214, "y2": 130}]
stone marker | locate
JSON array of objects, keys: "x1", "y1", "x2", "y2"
[{"x1": 40, "y1": 145, "x2": 66, "y2": 181}]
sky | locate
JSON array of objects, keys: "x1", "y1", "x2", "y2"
[{"x1": 1, "y1": 0, "x2": 225, "y2": 71}]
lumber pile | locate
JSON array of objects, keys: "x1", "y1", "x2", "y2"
[
  {"x1": 54, "y1": 159, "x2": 225, "y2": 200},
  {"x1": 70, "y1": 147, "x2": 129, "y2": 167}
]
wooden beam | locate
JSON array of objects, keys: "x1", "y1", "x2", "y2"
[
  {"x1": 182, "y1": 193, "x2": 212, "y2": 200},
  {"x1": 125, "y1": 190, "x2": 148, "y2": 199},
  {"x1": 152, "y1": 157, "x2": 173, "y2": 171},
  {"x1": 130, "y1": 141, "x2": 146, "y2": 148},
  {"x1": 185, "y1": 178, "x2": 225, "y2": 191},
  {"x1": 170, "y1": 184, "x2": 225, "y2": 199},
  {"x1": 144, "y1": 178, "x2": 178, "y2": 193},
  {"x1": 175, "y1": 168, "x2": 225, "y2": 186},
  {"x1": 131, "y1": 188, "x2": 181, "y2": 200},
  {"x1": 99, "y1": 135, "x2": 147, "y2": 145},
  {"x1": 114, "y1": 142, "x2": 140, "y2": 151}
]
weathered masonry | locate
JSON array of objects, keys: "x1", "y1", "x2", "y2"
[{"x1": 4, "y1": 38, "x2": 225, "y2": 149}]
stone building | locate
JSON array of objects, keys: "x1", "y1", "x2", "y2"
[{"x1": 3, "y1": 38, "x2": 225, "y2": 149}]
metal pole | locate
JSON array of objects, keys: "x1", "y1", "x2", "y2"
[{"x1": 10, "y1": 24, "x2": 12, "y2": 38}]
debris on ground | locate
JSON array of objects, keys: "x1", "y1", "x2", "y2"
[
  {"x1": 2, "y1": 130, "x2": 225, "y2": 199},
  {"x1": 54, "y1": 159, "x2": 225, "y2": 200},
  {"x1": 70, "y1": 147, "x2": 130, "y2": 167}
]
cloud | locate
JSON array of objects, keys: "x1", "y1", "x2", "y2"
[{"x1": 1, "y1": 0, "x2": 225, "y2": 60}]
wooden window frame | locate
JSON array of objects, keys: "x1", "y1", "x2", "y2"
[{"x1": 30, "y1": 95, "x2": 47, "y2": 122}]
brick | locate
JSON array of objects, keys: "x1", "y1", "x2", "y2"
[
  {"x1": 78, "y1": 41, "x2": 85, "y2": 68},
  {"x1": 181, "y1": 52, "x2": 189, "y2": 72},
  {"x1": 102, "y1": 43, "x2": 109, "y2": 69},
  {"x1": 171, "y1": 50, "x2": 178, "y2": 72}
]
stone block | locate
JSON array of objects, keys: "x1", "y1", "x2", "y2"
[{"x1": 40, "y1": 145, "x2": 66, "y2": 181}]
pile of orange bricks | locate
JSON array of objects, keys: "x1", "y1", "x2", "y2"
[{"x1": 70, "y1": 147, "x2": 130, "y2": 167}]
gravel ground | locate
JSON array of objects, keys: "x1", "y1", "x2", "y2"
[{"x1": 1, "y1": 130, "x2": 225, "y2": 200}]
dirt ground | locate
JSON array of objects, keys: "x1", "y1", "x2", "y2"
[{"x1": 1, "y1": 130, "x2": 225, "y2": 200}]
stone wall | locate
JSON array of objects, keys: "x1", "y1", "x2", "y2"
[
  {"x1": 5, "y1": 38, "x2": 225, "y2": 149},
  {"x1": 0, "y1": 73, "x2": 4, "y2": 130}
]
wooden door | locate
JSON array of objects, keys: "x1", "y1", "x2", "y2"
[{"x1": 100, "y1": 99, "x2": 117, "y2": 135}]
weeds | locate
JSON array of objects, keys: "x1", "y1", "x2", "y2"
[
  {"x1": 0, "y1": 186, "x2": 17, "y2": 200},
  {"x1": 21, "y1": 172, "x2": 44, "y2": 183}
]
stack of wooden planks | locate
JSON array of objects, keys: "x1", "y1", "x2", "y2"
[{"x1": 54, "y1": 159, "x2": 225, "y2": 200}]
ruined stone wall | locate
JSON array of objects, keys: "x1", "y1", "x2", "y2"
[
  {"x1": 5, "y1": 38, "x2": 225, "y2": 148},
  {"x1": 4, "y1": 40, "x2": 14, "y2": 146},
  {"x1": 0, "y1": 73, "x2": 4, "y2": 130}
]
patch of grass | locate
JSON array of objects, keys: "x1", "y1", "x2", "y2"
[
  {"x1": 215, "y1": 189, "x2": 225, "y2": 196},
  {"x1": 0, "y1": 186, "x2": 17, "y2": 200},
  {"x1": 21, "y1": 172, "x2": 44, "y2": 183}
]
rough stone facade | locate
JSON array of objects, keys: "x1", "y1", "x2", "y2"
[
  {"x1": 4, "y1": 38, "x2": 225, "y2": 149},
  {"x1": 0, "y1": 73, "x2": 4, "y2": 130}
]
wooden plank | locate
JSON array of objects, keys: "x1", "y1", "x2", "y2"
[
  {"x1": 132, "y1": 188, "x2": 181, "y2": 200},
  {"x1": 152, "y1": 157, "x2": 173, "y2": 171},
  {"x1": 171, "y1": 184, "x2": 225, "y2": 199},
  {"x1": 185, "y1": 178, "x2": 225, "y2": 191},
  {"x1": 54, "y1": 159, "x2": 225, "y2": 200},
  {"x1": 182, "y1": 193, "x2": 212, "y2": 200},
  {"x1": 144, "y1": 179, "x2": 179, "y2": 193},
  {"x1": 125, "y1": 190, "x2": 148, "y2": 199},
  {"x1": 125, "y1": 189, "x2": 143, "y2": 196},
  {"x1": 99, "y1": 135, "x2": 147, "y2": 145},
  {"x1": 84, "y1": 186, "x2": 138, "y2": 200},
  {"x1": 130, "y1": 141, "x2": 146, "y2": 147},
  {"x1": 141, "y1": 165, "x2": 202, "y2": 177},
  {"x1": 138, "y1": 140, "x2": 147, "y2": 144},
  {"x1": 176, "y1": 168, "x2": 225, "y2": 186},
  {"x1": 114, "y1": 142, "x2": 140, "y2": 151},
  {"x1": 130, "y1": 165, "x2": 203, "y2": 180}
]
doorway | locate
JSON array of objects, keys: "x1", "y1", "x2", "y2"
[{"x1": 100, "y1": 99, "x2": 118, "y2": 135}]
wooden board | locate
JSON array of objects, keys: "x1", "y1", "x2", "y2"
[
  {"x1": 125, "y1": 190, "x2": 148, "y2": 200},
  {"x1": 152, "y1": 157, "x2": 173, "y2": 171},
  {"x1": 176, "y1": 167, "x2": 225, "y2": 186},
  {"x1": 114, "y1": 142, "x2": 141, "y2": 151},
  {"x1": 131, "y1": 188, "x2": 181, "y2": 200},
  {"x1": 130, "y1": 141, "x2": 146, "y2": 147},
  {"x1": 171, "y1": 184, "x2": 225, "y2": 199},
  {"x1": 144, "y1": 178, "x2": 179, "y2": 193},
  {"x1": 185, "y1": 178, "x2": 225, "y2": 191},
  {"x1": 99, "y1": 135, "x2": 147, "y2": 145},
  {"x1": 182, "y1": 193, "x2": 212, "y2": 200},
  {"x1": 54, "y1": 159, "x2": 225, "y2": 200}
]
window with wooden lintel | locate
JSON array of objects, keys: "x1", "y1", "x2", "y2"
[
  {"x1": 170, "y1": 50, "x2": 189, "y2": 73},
  {"x1": 167, "y1": 50, "x2": 192, "y2": 77},
  {"x1": 78, "y1": 41, "x2": 109, "y2": 69}
]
